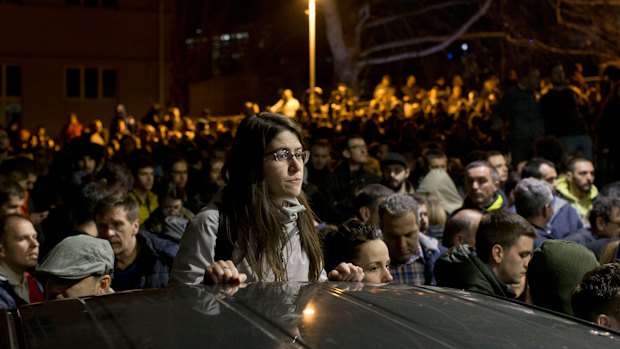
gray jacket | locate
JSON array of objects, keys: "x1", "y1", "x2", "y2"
[{"x1": 170, "y1": 197, "x2": 326, "y2": 285}]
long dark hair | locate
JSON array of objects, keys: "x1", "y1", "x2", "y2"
[{"x1": 220, "y1": 112, "x2": 323, "y2": 281}]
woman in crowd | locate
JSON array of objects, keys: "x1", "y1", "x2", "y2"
[
  {"x1": 171, "y1": 112, "x2": 362, "y2": 285},
  {"x1": 322, "y1": 219, "x2": 393, "y2": 284}
]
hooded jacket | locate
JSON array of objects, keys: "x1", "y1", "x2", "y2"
[
  {"x1": 555, "y1": 176, "x2": 598, "y2": 227},
  {"x1": 417, "y1": 169, "x2": 463, "y2": 214},
  {"x1": 434, "y1": 244, "x2": 515, "y2": 298}
]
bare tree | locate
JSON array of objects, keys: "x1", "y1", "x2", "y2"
[
  {"x1": 323, "y1": 0, "x2": 493, "y2": 89},
  {"x1": 322, "y1": 0, "x2": 620, "y2": 90}
]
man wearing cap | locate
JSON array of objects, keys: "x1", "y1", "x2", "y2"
[
  {"x1": 37, "y1": 235, "x2": 114, "y2": 300},
  {"x1": 380, "y1": 152, "x2": 414, "y2": 194}
]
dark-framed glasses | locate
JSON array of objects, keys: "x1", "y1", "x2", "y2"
[{"x1": 266, "y1": 149, "x2": 310, "y2": 164}]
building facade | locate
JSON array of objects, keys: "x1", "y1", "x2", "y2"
[{"x1": 0, "y1": 0, "x2": 171, "y2": 136}]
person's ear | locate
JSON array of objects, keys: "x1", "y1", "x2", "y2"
[
  {"x1": 132, "y1": 219, "x2": 140, "y2": 235},
  {"x1": 542, "y1": 203, "x2": 553, "y2": 219},
  {"x1": 491, "y1": 244, "x2": 504, "y2": 264},
  {"x1": 453, "y1": 234, "x2": 464, "y2": 246},
  {"x1": 596, "y1": 314, "x2": 610, "y2": 328},
  {"x1": 97, "y1": 275, "x2": 112, "y2": 294},
  {"x1": 342, "y1": 149, "x2": 351, "y2": 159},
  {"x1": 404, "y1": 167, "x2": 411, "y2": 178},
  {"x1": 596, "y1": 216, "x2": 606, "y2": 233},
  {"x1": 359, "y1": 207, "x2": 371, "y2": 223}
]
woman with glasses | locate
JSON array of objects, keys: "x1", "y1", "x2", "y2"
[{"x1": 171, "y1": 112, "x2": 363, "y2": 285}]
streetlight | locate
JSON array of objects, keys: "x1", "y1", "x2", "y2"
[{"x1": 308, "y1": 0, "x2": 316, "y2": 116}]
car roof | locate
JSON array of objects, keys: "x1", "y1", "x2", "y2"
[{"x1": 2, "y1": 282, "x2": 619, "y2": 348}]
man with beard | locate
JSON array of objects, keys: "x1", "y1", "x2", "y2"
[
  {"x1": 380, "y1": 152, "x2": 414, "y2": 194},
  {"x1": 556, "y1": 157, "x2": 597, "y2": 227}
]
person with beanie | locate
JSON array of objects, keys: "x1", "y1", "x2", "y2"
[{"x1": 527, "y1": 240, "x2": 599, "y2": 316}]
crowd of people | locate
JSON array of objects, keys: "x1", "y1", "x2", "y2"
[{"x1": 0, "y1": 61, "x2": 619, "y2": 333}]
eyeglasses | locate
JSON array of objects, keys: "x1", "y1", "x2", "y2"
[{"x1": 265, "y1": 149, "x2": 310, "y2": 164}]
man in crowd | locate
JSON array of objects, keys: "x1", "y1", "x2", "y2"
[
  {"x1": 565, "y1": 197, "x2": 620, "y2": 259},
  {"x1": 379, "y1": 193, "x2": 441, "y2": 285},
  {"x1": 572, "y1": 263, "x2": 620, "y2": 331},
  {"x1": 492, "y1": 66, "x2": 544, "y2": 165},
  {"x1": 434, "y1": 211, "x2": 536, "y2": 298},
  {"x1": 95, "y1": 194, "x2": 178, "y2": 291},
  {"x1": 541, "y1": 62, "x2": 592, "y2": 159},
  {"x1": 485, "y1": 150, "x2": 509, "y2": 186},
  {"x1": 353, "y1": 183, "x2": 393, "y2": 226},
  {"x1": 0, "y1": 214, "x2": 44, "y2": 309},
  {"x1": 556, "y1": 157, "x2": 598, "y2": 227},
  {"x1": 0, "y1": 157, "x2": 49, "y2": 238},
  {"x1": 514, "y1": 178, "x2": 554, "y2": 249},
  {"x1": 334, "y1": 135, "x2": 380, "y2": 222},
  {"x1": 380, "y1": 152, "x2": 414, "y2": 194},
  {"x1": 461, "y1": 161, "x2": 508, "y2": 212},
  {"x1": 0, "y1": 179, "x2": 24, "y2": 218},
  {"x1": 422, "y1": 149, "x2": 448, "y2": 172},
  {"x1": 441, "y1": 209, "x2": 483, "y2": 249},
  {"x1": 127, "y1": 154, "x2": 158, "y2": 224},
  {"x1": 37, "y1": 234, "x2": 114, "y2": 300},
  {"x1": 521, "y1": 158, "x2": 583, "y2": 239},
  {"x1": 305, "y1": 141, "x2": 340, "y2": 224}
]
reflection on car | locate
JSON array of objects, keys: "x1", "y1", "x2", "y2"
[{"x1": 1, "y1": 282, "x2": 619, "y2": 348}]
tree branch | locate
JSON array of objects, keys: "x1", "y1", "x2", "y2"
[
  {"x1": 358, "y1": 0, "x2": 492, "y2": 66},
  {"x1": 365, "y1": 1, "x2": 469, "y2": 29}
]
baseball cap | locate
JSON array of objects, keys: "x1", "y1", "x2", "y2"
[
  {"x1": 37, "y1": 235, "x2": 114, "y2": 280},
  {"x1": 381, "y1": 152, "x2": 408, "y2": 168}
]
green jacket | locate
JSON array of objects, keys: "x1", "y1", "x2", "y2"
[{"x1": 434, "y1": 244, "x2": 515, "y2": 298}]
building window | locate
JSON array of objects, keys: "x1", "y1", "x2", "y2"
[
  {"x1": 5, "y1": 66, "x2": 21, "y2": 97},
  {"x1": 84, "y1": 68, "x2": 98, "y2": 99},
  {"x1": 66, "y1": 68, "x2": 80, "y2": 98},
  {"x1": 102, "y1": 69, "x2": 117, "y2": 98},
  {"x1": 0, "y1": 65, "x2": 22, "y2": 127},
  {"x1": 66, "y1": 0, "x2": 116, "y2": 7},
  {"x1": 65, "y1": 67, "x2": 117, "y2": 99}
]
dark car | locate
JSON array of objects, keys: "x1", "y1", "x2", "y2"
[{"x1": 1, "y1": 282, "x2": 618, "y2": 348}]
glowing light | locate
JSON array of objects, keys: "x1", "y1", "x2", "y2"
[
  {"x1": 461, "y1": 43, "x2": 468, "y2": 51},
  {"x1": 447, "y1": 53, "x2": 454, "y2": 59},
  {"x1": 303, "y1": 306, "x2": 315, "y2": 316}
]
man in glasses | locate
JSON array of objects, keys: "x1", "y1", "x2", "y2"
[{"x1": 333, "y1": 135, "x2": 380, "y2": 223}]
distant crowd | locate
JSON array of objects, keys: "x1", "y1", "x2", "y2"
[{"x1": 0, "y1": 61, "x2": 619, "y2": 331}]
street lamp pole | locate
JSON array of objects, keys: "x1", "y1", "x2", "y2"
[{"x1": 308, "y1": 0, "x2": 316, "y2": 116}]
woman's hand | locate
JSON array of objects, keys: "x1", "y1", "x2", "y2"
[
  {"x1": 327, "y1": 262, "x2": 365, "y2": 282},
  {"x1": 204, "y1": 260, "x2": 248, "y2": 285}
]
